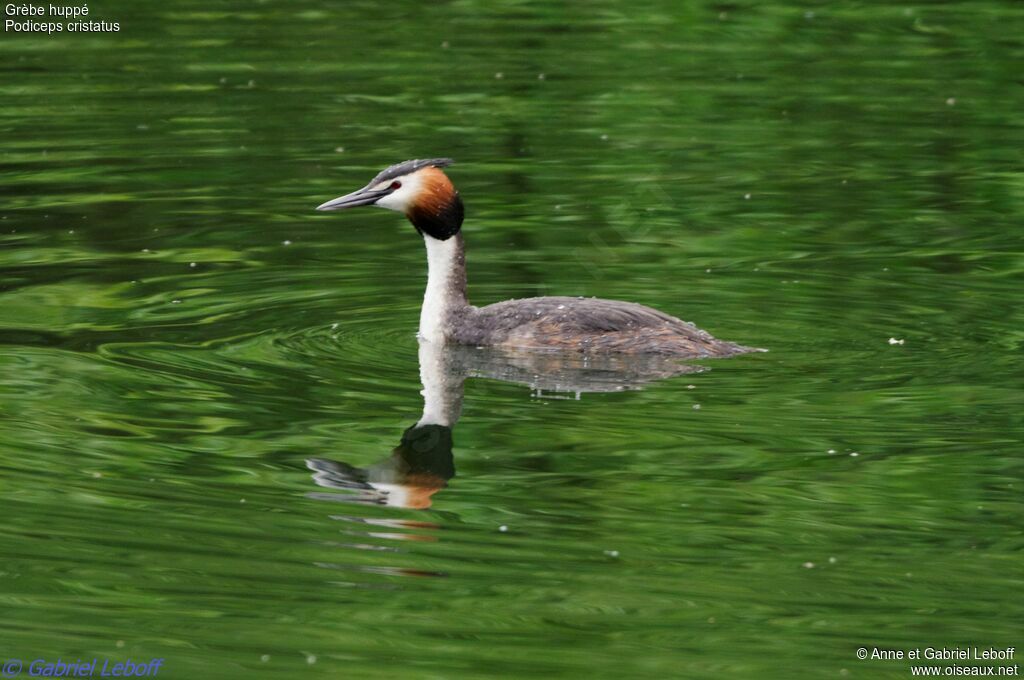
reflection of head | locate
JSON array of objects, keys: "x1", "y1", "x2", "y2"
[
  {"x1": 306, "y1": 422, "x2": 455, "y2": 510},
  {"x1": 395, "y1": 424, "x2": 455, "y2": 480}
]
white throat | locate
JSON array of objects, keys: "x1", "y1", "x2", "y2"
[{"x1": 419, "y1": 234, "x2": 461, "y2": 344}]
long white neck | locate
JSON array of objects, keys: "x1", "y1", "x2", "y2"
[{"x1": 419, "y1": 233, "x2": 468, "y2": 344}]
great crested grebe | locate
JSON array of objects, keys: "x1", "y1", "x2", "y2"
[{"x1": 317, "y1": 158, "x2": 759, "y2": 357}]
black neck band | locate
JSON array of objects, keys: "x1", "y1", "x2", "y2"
[{"x1": 410, "y1": 193, "x2": 464, "y2": 241}]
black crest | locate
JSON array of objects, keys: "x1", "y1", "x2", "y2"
[{"x1": 371, "y1": 158, "x2": 454, "y2": 185}]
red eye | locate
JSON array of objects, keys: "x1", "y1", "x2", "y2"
[{"x1": 390, "y1": 181, "x2": 402, "y2": 190}]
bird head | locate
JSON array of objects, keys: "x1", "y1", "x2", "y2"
[{"x1": 316, "y1": 158, "x2": 464, "y2": 240}]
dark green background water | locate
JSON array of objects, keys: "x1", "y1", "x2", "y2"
[{"x1": 1, "y1": 1, "x2": 1021, "y2": 678}]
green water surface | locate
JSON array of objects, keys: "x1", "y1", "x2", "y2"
[{"x1": 1, "y1": 1, "x2": 1022, "y2": 678}]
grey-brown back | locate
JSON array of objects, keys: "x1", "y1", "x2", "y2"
[{"x1": 450, "y1": 296, "x2": 759, "y2": 357}]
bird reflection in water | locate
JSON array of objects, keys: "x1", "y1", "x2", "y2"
[
  {"x1": 307, "y1": 341, "x2": 703, "y2": 511},
  {"x1": 304, "y1": 342, "x2": 706, "y2": 577}
]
